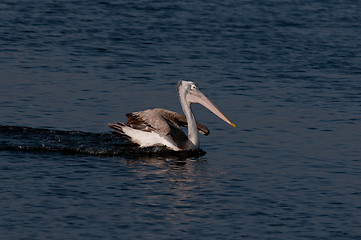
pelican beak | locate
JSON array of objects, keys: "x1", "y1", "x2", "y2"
[{"x1": 186, "y1": 89, "x2": 236, "y2": 127}]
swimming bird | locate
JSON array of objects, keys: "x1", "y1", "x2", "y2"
[{"x1": 108, "y1": 80, "x2": 235, "y2": 151}]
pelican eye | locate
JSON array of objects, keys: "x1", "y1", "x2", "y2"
[{"x1": 191, "y1": 85, "x2": 197, "y2": 90}]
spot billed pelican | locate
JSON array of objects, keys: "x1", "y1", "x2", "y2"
[{"x1": 108, "y1": 81, "x2": 235, "y2": 151}]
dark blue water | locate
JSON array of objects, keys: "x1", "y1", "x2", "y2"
[{"x1": 1, "y1": 0, "x2": 361, "y2": 239}]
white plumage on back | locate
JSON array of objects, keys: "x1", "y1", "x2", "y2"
[{"x1": 113, "y1": 123, "x2": 181, "y2": 150}]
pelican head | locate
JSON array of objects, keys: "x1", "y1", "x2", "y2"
[{"x1": 177, "y1": 80, "x2": 235, "y2": 127}]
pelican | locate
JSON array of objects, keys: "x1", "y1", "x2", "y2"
[{"x1": 108, "y1": 80, "x2": 235, "y2": 151}]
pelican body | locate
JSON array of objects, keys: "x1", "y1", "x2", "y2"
[{"x1": 108, "y1": 81, "x2": 235, "y2": 151}]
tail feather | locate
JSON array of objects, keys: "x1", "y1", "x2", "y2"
[{"x1": 108, "y1": 122, "x2": 127, "y2": 136}]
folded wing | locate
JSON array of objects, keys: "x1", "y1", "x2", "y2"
[{"x1": 154, "y1": 108, "x2": 210, "y2": 136}]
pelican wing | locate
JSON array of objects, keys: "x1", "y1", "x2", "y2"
[
  {"x1": 154, "y1": 108, "x2": 210, "y2": 136},
  {"x1": 126, "y1": 109, "x2": 189, "y2": 149},
  {"x1": 126, "y1": 109, "x2": 172, "y2": 136}
]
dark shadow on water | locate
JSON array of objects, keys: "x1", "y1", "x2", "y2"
[
  {"x1": 123, "y1": 155, "x2": 209, "y2": 181},
  {"x1": 125, "y1": 154, "x2": 208, "y2": 170},
  {"x1": 0, "y1": 125, "x2": 206, "y2": 159}
]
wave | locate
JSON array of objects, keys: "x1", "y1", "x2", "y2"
[{"x1": 0, "y1": 125, "x2": 206, "y2": 158}]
